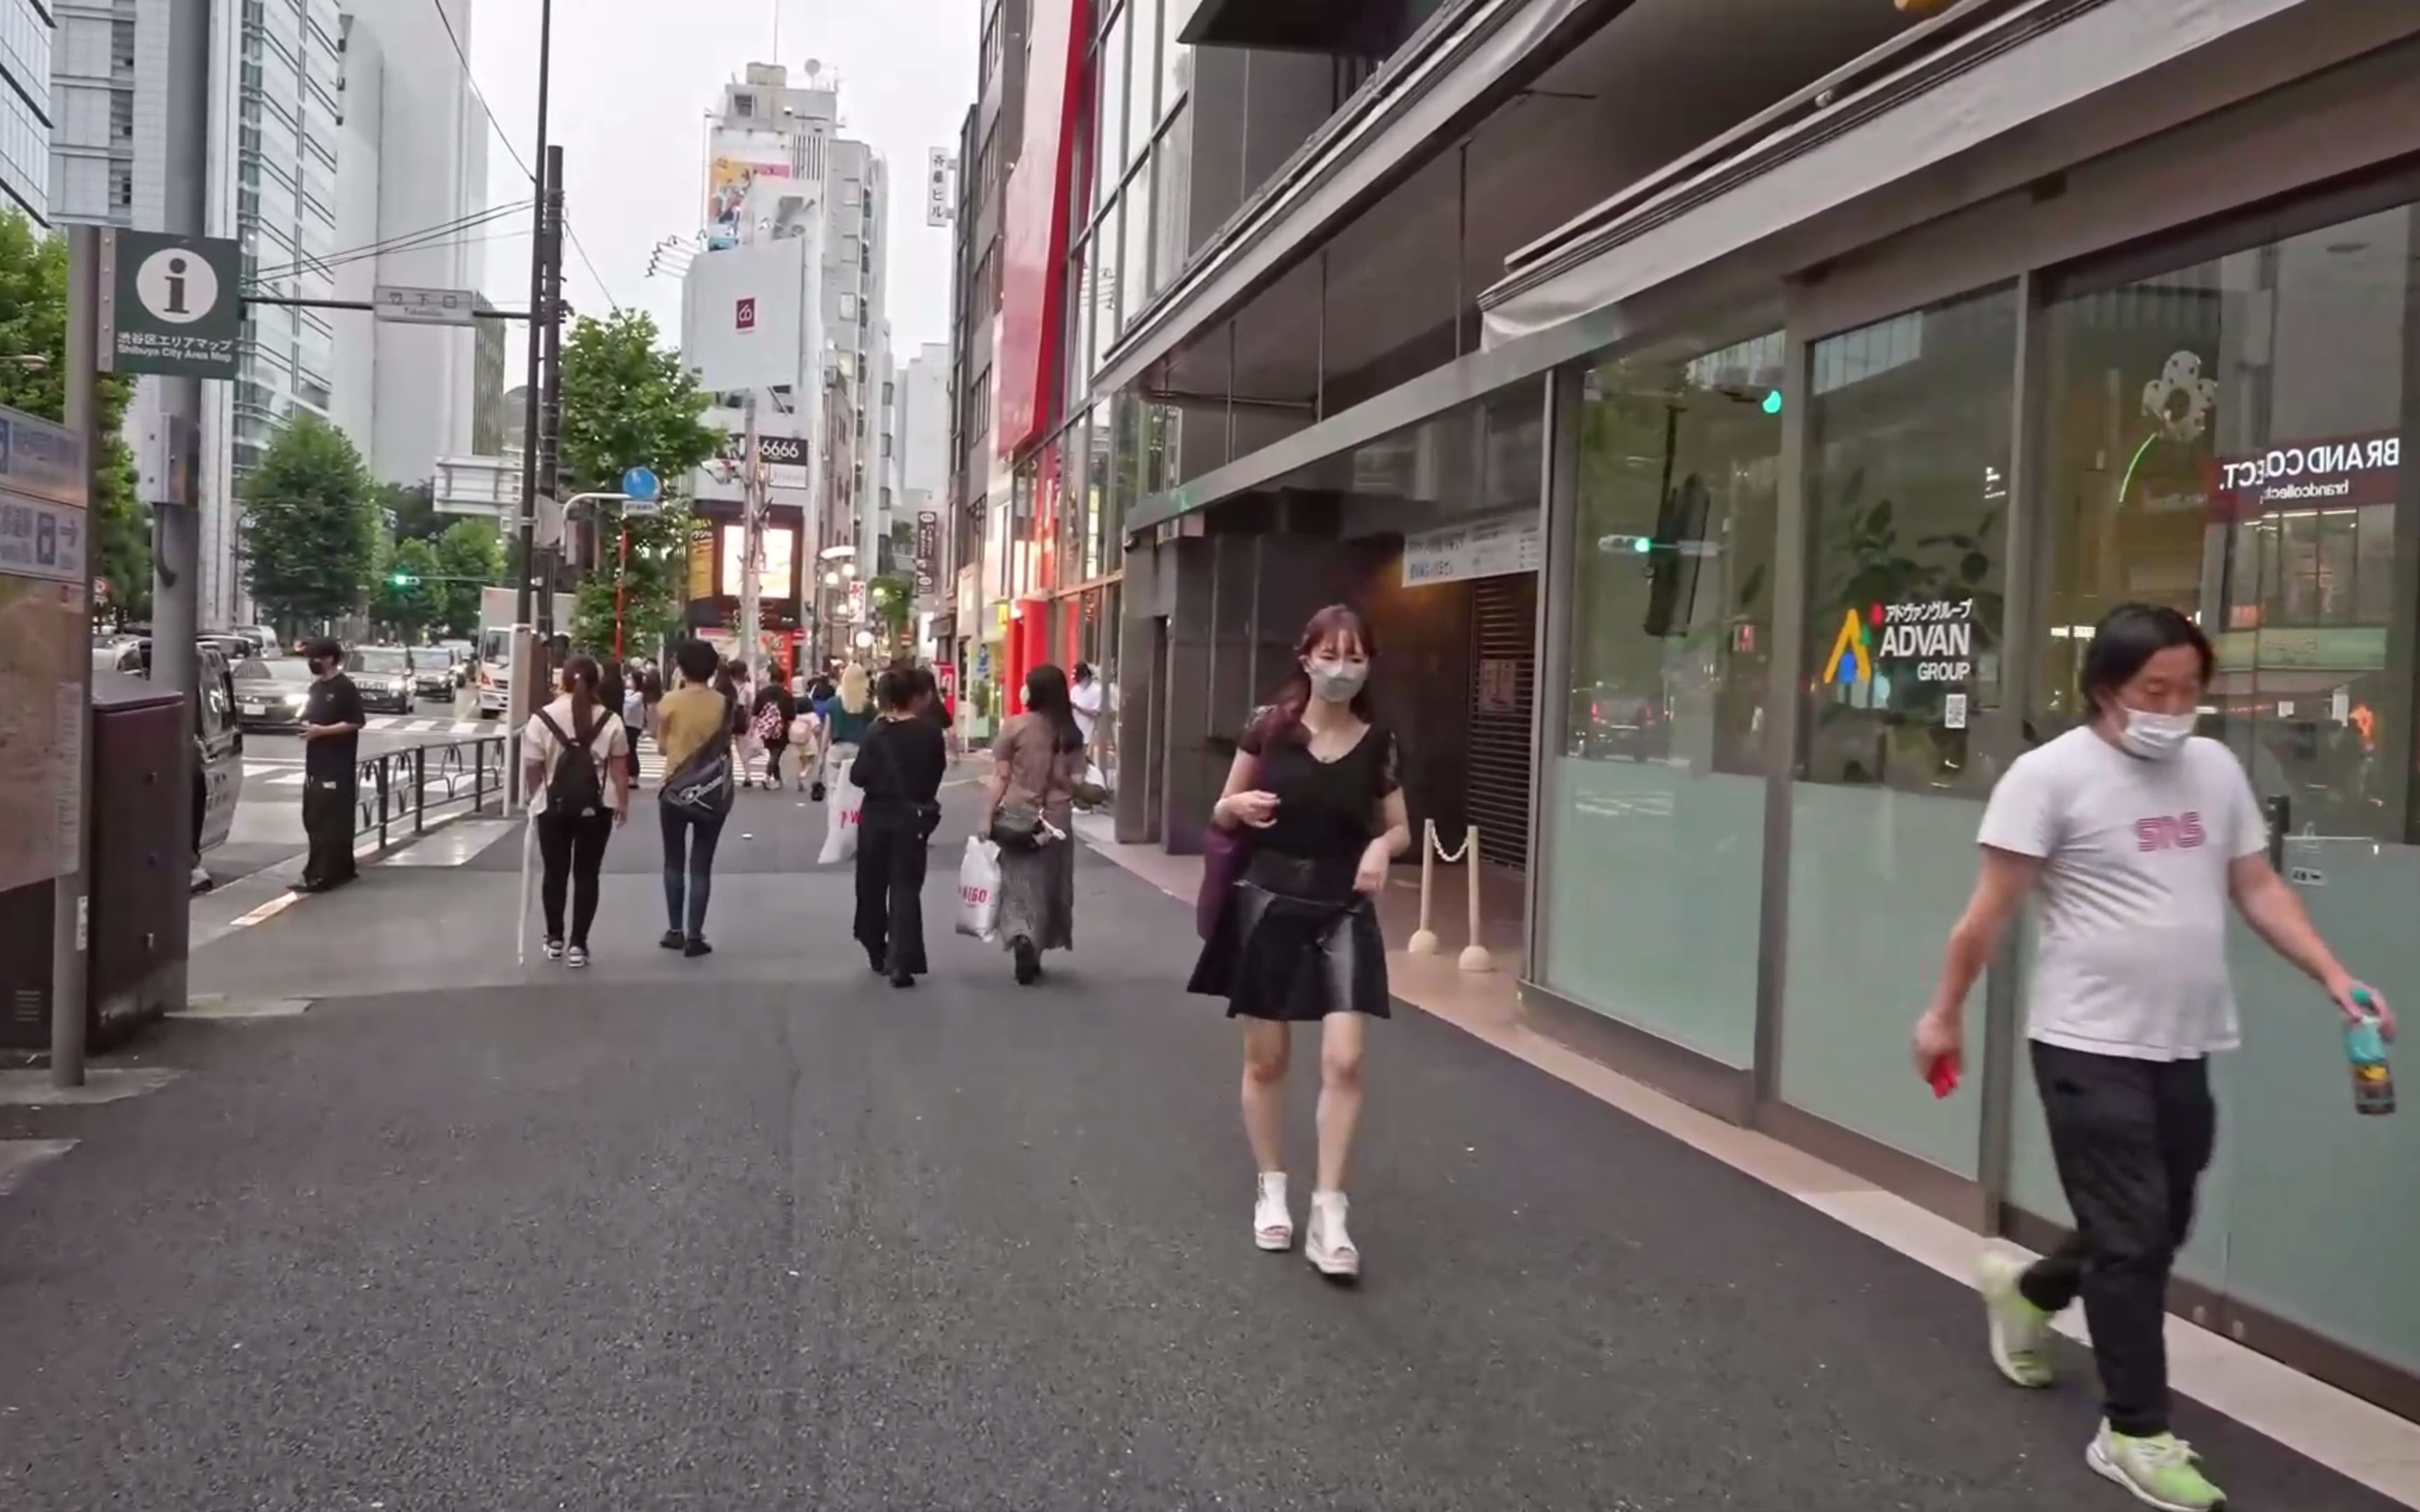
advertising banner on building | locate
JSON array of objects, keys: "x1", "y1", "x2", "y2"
[
  {"x1": 926, "y1": 148, "x2": 955, "y2": 227},
  {"x1": 913, "y1": 508, "x2": 941, "y2": 592},
  {"x1": 680, "y1": 236, "x2": 807, "y2": 392},
  {"x1": 720, "y1": 524, "x2": 796, "y2": 601},
  {"x1": 706, "y1": 156, "x2": 794, "y2": 250},
  {"x1": 687, "y1": 521, "x2": 718, "y2": 599}
]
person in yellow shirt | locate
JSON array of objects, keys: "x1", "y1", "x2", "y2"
[{"x1": 654, "y1": 640, "x2": 739, "y2": 956}]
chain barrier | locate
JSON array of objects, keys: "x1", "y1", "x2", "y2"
[{"x1": 1405, "y1": 818, "x2": 1496, "y2": 974}]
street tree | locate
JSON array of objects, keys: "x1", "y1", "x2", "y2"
[
  {"x1": 244, "y1": 414, "x2": 377, "y2": 630},
  {"x1": 555, "y1": 309, "x2": 721, "y2": 658},
  {"x1": 0, "y1": 211, "x2": 150, "y2": 622},
  {"x1": 372, "y1": 537, "x2": 442, "y2": 639},
  {"x1": 433, "y1": 517, "x2": 502, "y2": 637}
]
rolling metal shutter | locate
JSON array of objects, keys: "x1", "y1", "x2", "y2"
[{"x1": 1466, "y1": 573, "x2": 1536, "y2": 871}]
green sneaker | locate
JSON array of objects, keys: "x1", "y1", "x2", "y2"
[
  {"x1": 2088, "y1": 1423, "x2": 2227, "y2": 1511},
  {"x1": 1977, "y1": 1250, "x2": 2054, "y2": 1387}
]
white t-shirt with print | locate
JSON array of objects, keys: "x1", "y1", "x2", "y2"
[
  {"x1": 1977, "y1": 725, "x2": 2270, "y2": 1061},
  {"x1": 522, "y1": 696, "x2": 630, "y2": 816}
]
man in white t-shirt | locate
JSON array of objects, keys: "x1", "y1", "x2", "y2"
[{"x1": 1914, "y1": 603, "x2": 2389, "y2": 1512}]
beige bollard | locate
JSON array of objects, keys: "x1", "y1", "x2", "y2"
[
  {"x1": 1458, "y1": 823, "x2": 1495, "y2": 974},
  {"x1": 1407, "y1": 818, "x2": 1441, "y2": 955}
]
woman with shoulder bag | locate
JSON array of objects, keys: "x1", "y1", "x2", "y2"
[
  {"x1": 653, "y1": 640, "x2": 738, "y2": 958},
  {"x1": 851, "y1": 667, "x2": 949, "y2": 987},
  {"x1": 980, "y1": 664, "x2": 1087, "y2": 986},
  {"x1": 1188, "y1": 605, "x2": 1409, "y2": 1280},
  {"x1": 821, "y1": 664, "x2": 875, "y2": 802}
]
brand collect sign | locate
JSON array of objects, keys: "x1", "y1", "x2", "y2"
[{"x1": 2211, "y1": 430, "x2": 2401, "y2": 517}]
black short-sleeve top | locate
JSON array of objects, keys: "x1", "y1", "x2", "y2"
[{"x1": 1239, "y1": 711, "x2": 1403, "y2": 865}]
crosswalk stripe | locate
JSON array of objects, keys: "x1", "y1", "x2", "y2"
[{"x1": 360, "y1": 715, "x2": 503, "y2": 735}]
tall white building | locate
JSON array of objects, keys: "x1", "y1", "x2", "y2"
[
  {"x1": 47, "y1": 0, "x2": 335, "y2": 626},
  {"x1": 2, "y1": 0, "x2": 49, "y2": 224},
  {"x1": 328, "y1": 1, "x2": 489, "y2": 484},
  {"x1": 693, "y1": 62, "x2": 891, "y2": 574}
]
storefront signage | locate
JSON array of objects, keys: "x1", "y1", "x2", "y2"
[
  {"x1": 1402, "y1": 514, "x2": 1542, "y2": 587},
  {"x1": 2211, "y1": 430, "x2": 2400, "y2": 516},
  {"x1": 913, "y1": 508, "x2": 940, "y2": 592},
  {"x1": 1875, "y1": 598, "x2": 1974, "y2": 683},
  {"x1": 1823, "y1": 598, "x2": 1975, "y2": 694}
]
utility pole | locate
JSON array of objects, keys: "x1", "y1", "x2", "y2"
[
  {"x1": 511, "y1": 0, "x2": 557, "y2": 630},
  {"x1": 149, "y1": 0, "x2": 213, "y2": 1018},
  {"x1": 536, "y1": 144, "x2": 566, "y2": 640},
  {"x1": 48, "y1": 226, "x2": 101, "y2": 1088},
  {"x1": 739, "y1": 391, "x2": 764, "y2": 680}
]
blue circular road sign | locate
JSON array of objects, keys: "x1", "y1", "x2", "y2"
[{"x1": 622, "y1": 466, "x2": 660, "y2": 502}]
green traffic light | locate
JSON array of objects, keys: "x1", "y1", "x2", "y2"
[
  {"x1": 1762, "y1": 390, "x2": 1783, "y2": 415},
  {"x1": 1632, "y1": 536, "x2": 1653, "y2": 555}
]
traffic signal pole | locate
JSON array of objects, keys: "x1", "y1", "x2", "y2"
[{"x1": 536, "y1": 144, "x2": 566, "y2": 643}]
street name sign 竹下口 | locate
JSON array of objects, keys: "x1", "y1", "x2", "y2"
[
  {"x1": 375, "y1": 285, "x2": 480, "y2": 326},
  {"x1": 99, "y1": 230, "x2": 242, "y2": 380}
]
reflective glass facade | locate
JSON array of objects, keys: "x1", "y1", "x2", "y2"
[
  {"x1": 232, "y1": 0, "x2": 342, "y2": 476},
  {"x1": 0, "y1": 0, "x2": 50, "y2": 224}
]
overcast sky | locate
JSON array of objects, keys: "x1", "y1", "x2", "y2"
[{"x1": 470, "y1": 0, "x2": 976, "y2": 369}]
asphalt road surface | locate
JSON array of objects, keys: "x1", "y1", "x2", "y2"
[{"x1": 1, "y1": 788, "x2": 2400, "y2": 1512}]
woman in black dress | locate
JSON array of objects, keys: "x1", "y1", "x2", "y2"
[
  {"x1": 1189, "y1": 604, "x2": 1410, "y2": 1279},
  {"x1": 851, "y1": 667, "x2": 949, "y2": 988}
]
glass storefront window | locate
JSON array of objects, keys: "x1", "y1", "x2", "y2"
[
  {"x1": 2019, "y1": 195, "x2": 2420, "y2": 1378},
  {"x1": 1779, "y1": 285, "x2": 2017, "y2": 1175},
  {"x1": 1118, "y1": 165, "x2": 1150, "y2": 339},
  {"x1": 1150, "y1": 102, "x2": 1192, "y2": 299},
  {"x1": 1097, "y1": 6, "x2": 1127, "y2": 211},
  {"x1": 1126, "y1": 0, "x2": 1157, "y2": 167},
  {"x1": 1090, "y1": 211, "x2": 1116, "y2": 377},
  {"x1": 1086, "y1": 402, "x2": 1111, "y2": 581},
  {"x1": 1540, "y1": 335, "x2": 1782, "y2": 1067}
]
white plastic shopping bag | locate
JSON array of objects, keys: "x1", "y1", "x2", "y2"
[
  {"x1": 818, "y1": 766, "x2": 863, "y2": 864},
  {"x1": 957, "y1": 838, "x2": 1001, "y2": 941}
]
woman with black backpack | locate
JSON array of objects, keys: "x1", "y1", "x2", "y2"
[{"x1": 521, "y1": 654, "x2": 632, "y2": 968}]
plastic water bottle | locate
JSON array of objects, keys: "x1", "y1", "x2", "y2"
[{"x1": 2346, "y1": 988, "x2": 2395, "y2": 1116}]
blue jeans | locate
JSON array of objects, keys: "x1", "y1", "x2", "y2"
[{"x1": 659, "y1": 802, "x2": 727, "y2": 939}]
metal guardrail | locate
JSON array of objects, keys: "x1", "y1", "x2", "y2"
[{"x1": 351, "y1": 735, "x2": 511, "y2": 848}]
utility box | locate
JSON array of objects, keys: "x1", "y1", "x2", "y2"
[{"x1": 0, "y1": 673, "x2": 188, "y2": 1051}]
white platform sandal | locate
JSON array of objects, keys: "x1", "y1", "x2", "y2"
[
  {"x1": 1253, "y1": 1172, "x2": 1293, "y2": 1252},
  {"x1": 1305, "y1": 1191, "x2": 1359, "y2": 1279}
]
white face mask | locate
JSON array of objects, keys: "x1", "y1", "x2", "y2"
[
  {"x1": 1305, "y1": 657, "x2": 1368, "y2": 703},
  {"x1": 2118, "y1": 705, "x2": 2197, "y2": 760}
]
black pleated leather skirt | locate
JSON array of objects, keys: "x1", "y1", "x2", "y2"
[{"x1": 1187, "y1": 851, "x2": 1391, "y2": 1021}]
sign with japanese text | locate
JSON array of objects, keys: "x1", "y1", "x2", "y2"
[
  {"x1": 913, "y1": 508, "x2": 940, "y2": 592},
  {"x1": 1402, "y1": 514, "x2": 1543, "y2": 587}
]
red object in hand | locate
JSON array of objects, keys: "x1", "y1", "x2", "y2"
[{"x1": 1927, "y1": 1054, "x2": 1963, "y2": 1099}]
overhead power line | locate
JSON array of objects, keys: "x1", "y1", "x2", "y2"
[
  {"x1": 249, "y1": 201, "x2": 533, "y2": 285},
  {"x1": 429, "y1": 0, "x2": 534, "y2": 184}
]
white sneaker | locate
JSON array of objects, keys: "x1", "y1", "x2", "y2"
[
  {"x1": 1305, "y1": 1191, "x2": 1359, "y2": 1279},
  {"x1": 1253, "y1": 1172, "x2": 1293, "y2": 1252}
]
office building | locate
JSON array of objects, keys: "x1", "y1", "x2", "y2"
[
  {"x1": 1, "y1": 0, "x2": 48, "y2": 223},
  {"x1": 326, "y1": 1, "x2": 491, "y2": 484},
  {"x1": 965, "y1": 0, "x2": 2420, "y2": 1418}
]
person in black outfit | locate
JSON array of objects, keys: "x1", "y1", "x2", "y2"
[
  {"x1": 1189, "y1": 604, "x2": 1409, "y2": 1281},
  {"x1": 851, "y1": 666, "x2": 949, "y2": 988},
  {"x1": 296, "y1": 638, "x2": 366, "y2": 892},
  {"x1": 753, "y1": 666, "x2": 800, "y2": 789}
]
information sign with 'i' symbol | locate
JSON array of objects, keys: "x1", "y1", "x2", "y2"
[{"x1": 99, "y1": 229, "x2": 243, "y2": 380}]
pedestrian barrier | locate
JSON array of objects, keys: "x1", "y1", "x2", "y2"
[
  {"x1": 1405, "y1": 818, "x2": 1496, "y2": 974},
  {"x1": 350, "y1": 735, "x2": 513, "y2": 849}
]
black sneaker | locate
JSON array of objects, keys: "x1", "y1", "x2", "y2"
[
  {"x1": 865, "y1": 942, "x2": 888, "y2": 974},
  {"x1": 683, "y1": 937, "x2": 713, "y2": 958},
  {"x1": 660, "y1": 929, "x2": 686, "y2": 951},
  {"x1": 1012, "y1": 937, "x2": 1041, "y2": 986},
  {"x1": 890, "y1": 970, "x2": 916, "y2": 989}
]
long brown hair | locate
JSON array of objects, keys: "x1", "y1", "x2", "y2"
[
  {"x1": 1260, "y1": 603, "x2": 1376, "y2": 746},
  {"x1": 561, "y1": 654, "x2": 602, "y2": 736}
]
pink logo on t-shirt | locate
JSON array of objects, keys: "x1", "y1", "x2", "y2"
[{"x1": 2135, "y1": 812, "x2": 2207, "y2": 852}]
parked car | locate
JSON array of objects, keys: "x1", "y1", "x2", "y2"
[
  {"x1": 231, "y1": 655, "x2": 317, "y2": 732},
  {"x1": 191, "y1": 645, "x2": 244, "y2": 864},
  {"x1": 346, "y1": 645, "x2": 417, "y2": 714},
  {"x1": 232, "y1": 624, "x2": 276, "y2": 656}
]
